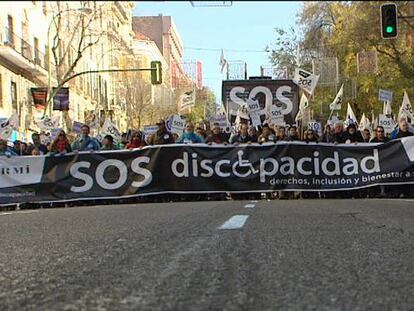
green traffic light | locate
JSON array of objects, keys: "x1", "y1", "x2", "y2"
[{"x1": 386, "y1": 26, "x2": 394, "y2": 33}]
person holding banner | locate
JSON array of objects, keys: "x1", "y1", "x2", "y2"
[
  {"x1": 258, "y1": 124, "x2": 277, "y2": 143},
  {"x1": 230, "y1": 123, "x2": 255, "y2": 144},
  {"x1": 148, "y1": 119, "x2": 174, "y2": 145},
  {"x1": 206, "y1": 123, "x2": 229, "y2": 145},
  {"x1": 176, "y1": 122, "x2": 203, "y2": 144},
  {"x1": 117, "y1": 133, "x2": 129, "y2": 149},
  {"x1": 126, "y1": 131, "x2": 146, "y2": 149},
  {"x1": 333, "y1": 121, "x2": 346, "y2": 144},
  {"x1": 248, "y1": 126, "x2": 259, "y2": 143},
  {"x1": 71, "y1": 125, "x2": 100, "y2": 151},
  {"x1": 196, "y1": 127, "x2": 208, "y2": 142},
  {"x1": 320, "y1": 124, "x2": 335, "y2": 143},
  {"x1": 27, "y1": 133, "x2": 48, "y2": 155},
  {"x1": 0, "y1": 139, "x2": 17, "y2": 156},
  {"x1": 12, "y1": 140, "x2": 29, "y2": 156},
  {"x1": 303, "y1": 129, "x2": 319, "y2": 143},
  {"x1": 370, "y1": 126, "x2": 390, "y2": 143},
  {"x1": 50, "y1": 130, "x2": 72, "y2": 154},
  {"x1": 343, "y1": 123, "x2": 364, "y2": 144},
  {"x1": 361, "y1": 129, "x2": 371, "y2": 143},
  {"x1": 275, "y1": 126, "x2": 286, "y2": 141},
  {"x1": 101, "y1": 135, "x2": 118, "y2": 151},
  {"x1": 285, "y1": 125, "x2": 301, "y2": 142},
  {"x1": 391, "y1": 119, "x2": 414, "y2": 139}
]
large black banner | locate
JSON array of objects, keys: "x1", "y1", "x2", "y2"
[{"x1": 1, "y1": 138, "x2": 414, "y2": 205}]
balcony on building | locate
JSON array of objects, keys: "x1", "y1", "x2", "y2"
[{"x1": 0, "y1": 26, "x2": 52, "y2": 80}]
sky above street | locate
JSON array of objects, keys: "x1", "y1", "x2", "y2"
[{"x1": 134, "y1": 1, "x2": 302, "y2": 103}]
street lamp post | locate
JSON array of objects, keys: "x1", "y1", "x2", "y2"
[{"x1": 46, "y1": 7, "x2": 93, "y2": 116}]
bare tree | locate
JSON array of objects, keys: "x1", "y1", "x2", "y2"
[{"x1": 47, "y1": 1, "x2": 107, "y2": 128}]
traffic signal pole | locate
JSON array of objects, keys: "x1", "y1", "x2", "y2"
[{"x1": 43, "y1": 64, "x2": 161, "y2": 117}]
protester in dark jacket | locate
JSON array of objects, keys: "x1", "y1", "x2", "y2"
[
  {"x1": 361, "y1": 128, "x2": 371, "y2": 142},
  {"x1": 101, "y1": 135, "x2": 118, "y2": 150},
  {"x1": 303, "y1": 129, "x2": 319, "y2": 142},
  {"x1": 370, "y1": 126, "x2": 390, "y2": 143},
  {"x1": 343, "y1": 123, "x2": 364, "y2": 143},
  {"x1": 13, "y1": 140, "x2": 30, "y2": 155},
  {"x1": 26, "y1": 133, "x2": 48, "y2": 155},
  {"x1": 0, "y1": 139, "x2": 17, "y2": 156},
  {"x1": 248, "y1": 126, "x2": 259, "y2": 143},
  {"x1": 332, "y1": 121, "x2": 346, "y2": 144},
  {"x1": 230, "y1": 123, "x2": 255, "y2": 144},
  {"x1": 391, "y1": 119, "x2": 414, "y2": 139},
  {"x1": 258, "y1": 124, "x2": 276, "y2": 143},
  {"x1": 284, "y1": 125, "x2": 300, "y2": 141},
  {"x1": 276, "y1": 126, "x2": 286, "y2": 141},
  {"x1": 148, "y1": 119, "x2": 174, "y2": 145},
  {"x1": 320, "y1": 124, "x2": 335, "y2": 143}
]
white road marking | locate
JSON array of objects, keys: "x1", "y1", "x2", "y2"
[
  {"x1": 244, "y1": 204, "x2": 256, "y2": 208},
  {"x1": 218, "y1": 215, "x2": 249, "y2": 230},
  {"x1": 0, "y1": 210, "x2": 39, "y2": 216},
  {"x1": 0, "y1": 212, "x2": 13, "y2": 216},
  {"x1": 372, "y1": 199, "x2": 414, "y2": 202},
  {"x1": 250, "y1": 200, "x2": 258, "y2": 203}
]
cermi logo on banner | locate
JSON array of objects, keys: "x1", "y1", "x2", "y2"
[{"x1": 222, "y1": 79, "x2": 299, "y2": 125}]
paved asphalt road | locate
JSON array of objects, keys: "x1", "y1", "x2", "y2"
[{"x1": 0, "y1": 199, "x2": 414, "y2": 311}]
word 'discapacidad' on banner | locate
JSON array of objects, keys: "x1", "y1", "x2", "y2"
[{"x1": 1, "y1": 137, "x2": 414, "y2": 205}]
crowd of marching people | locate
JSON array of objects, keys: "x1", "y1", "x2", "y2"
[
  {"x1": 1, "y1": 117, "x2": 412, "y2": 155},
  {"x1": 1, "y1": 117, "x2": 413, "y2": 200}
]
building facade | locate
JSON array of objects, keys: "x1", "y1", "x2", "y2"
[
  {"x1": 132, "y1": 14, "x2": 186, "y2": 89},
  {"x1": 0, "y1": 1, "x2": 185, "y2": 136}
]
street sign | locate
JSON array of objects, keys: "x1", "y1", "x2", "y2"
[{"x1": 379, "y1": 89, "x2": 393, "y2": 103}]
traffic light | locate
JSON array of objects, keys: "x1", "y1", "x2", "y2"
[
  {"x1": 380, "y1": 3, "x2": 398, "y2": 39},
  {"x1": 151, "y1": 61, "x2": 162, "y2": 85}
]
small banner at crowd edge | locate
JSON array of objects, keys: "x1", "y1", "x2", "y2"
[
  {"x1": 31, "y1": 87, "x2": 48, "y2": 110},
  {"x1": 52, "y1": 87, "x2": 69, "y2": 111}
]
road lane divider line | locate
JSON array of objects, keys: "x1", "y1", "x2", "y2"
[
  {"x1": 250, "y1": 200, "x2": 258, "y2": 203},
  {"x1": 218, "y1": 215, "x2": 249, "y2": 230},
  {"x1": 0, "y1": 210, "x2": 39, "y2": 216},
  {"x1": 0, "y1": 212, "x2": 13, "y2": 216},
  {"x1": 244, "y1": 204, "x2": 256, "y2": 208}
]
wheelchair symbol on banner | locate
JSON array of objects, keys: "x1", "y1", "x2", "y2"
[{"x1": 232, "y1": 150, "x2": 258, "y2": 177}]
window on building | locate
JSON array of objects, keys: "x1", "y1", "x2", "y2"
[
  {"x1": 42, "y1": 1, "x2": 47, "y2": 15},
  {"x1": 21, "y1": 20, "x2": 31, "y2": 60},
  {"x1": 34, "y1": 37, "x2": 40, "y2": 65},
  {"x1": 7, "y1": 15, "x2": 14, "y2": 46},
  {"x1": 11, "y1": 81, "x2": 17, "y2": 111},
  {"x1": 0, "y1": 74, "x2": 3, "y2": 107}
]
